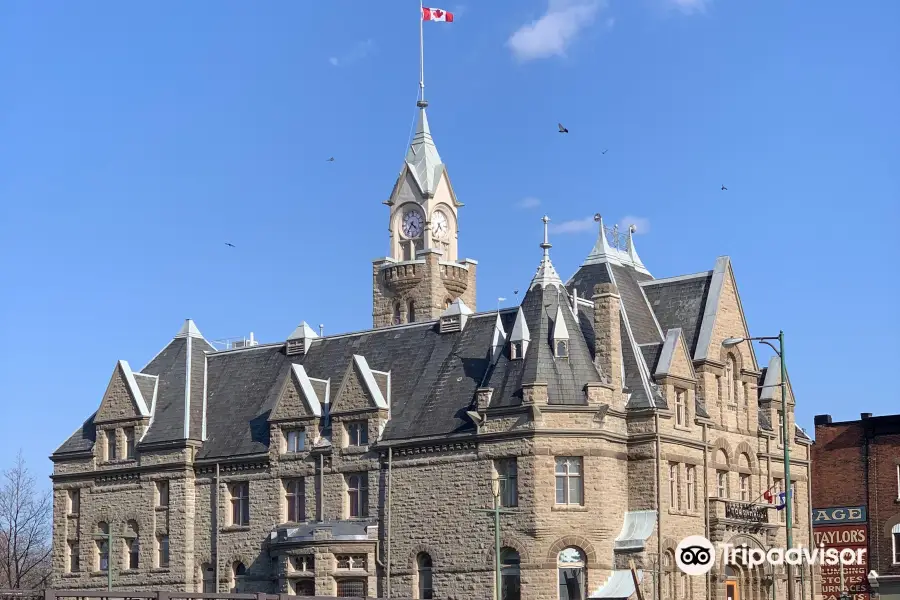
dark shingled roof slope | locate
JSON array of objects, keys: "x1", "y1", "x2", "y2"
[
  {"x1": 608, "y1": 264, "x2": 662, "y2": 345},
  {"x1": 54, "y1": 413, "x2": 97, "y2": 456},
  {"x1": 642, "y1": 273, "x2": 713, "y2": 357},
  {"x1": 486, "y1": 284, "x2": 602, "y2": 407}
]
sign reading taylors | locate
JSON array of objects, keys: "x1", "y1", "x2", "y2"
[
  {"x1": 814, "y1": 510, "x2": 870, "y2": 600},
  {"x1": 812, "y1": 505, "x2": 867, "y2": 525},
  {"x1": 724, "y1": 501, "x2": 768, "y2": 523},
  {"x1": 813, "y1": 525, "x2": 868, "y2": 548}
]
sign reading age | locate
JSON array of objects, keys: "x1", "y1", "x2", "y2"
[{"x1": 812, "y1": 505, "x2": 867, "y2": 525}]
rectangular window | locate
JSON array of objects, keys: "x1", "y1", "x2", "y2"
[
  {"x1": 675, "y1": 389, "x2": 687, "y2": 427},
  {"x1": 336, "y1": 555, "x2": 367, "y2": 570},
  {"x1": 791, "y1": 481, "x2": 799, "y2": 523},
  {"x1": 230, "y1": 482, "x2": 250, "y2": 526},
  {"x1": 686, "y1": 466, "x2": 696, "y2": 511},
  {"x1": 157, "y1": 535, "x2": 169, "y2": 568},
  {"x1": 156, "y1": 480, "x2": 169, "y2": 507},
  {"x1": 778, "y1": 412, "x2": 785, "y2": 445},
  {"x1": 68, "y1": 488, "x2": 80, "y2": 516},
  {"x1": 285, "y1": 429, "x2": 306, "y2": 453},
  {"x1": 285, "y1": 479, "x2": 306, "y2": 522},
  {"x1": 68, "y1": 541, "x2": 79, "y2": 573},
  {"x1": 495, "y1": 458, "x2": 518, "y2": 508},
  {"x1": 739, "y1": 474, "x2": 750, "y2": 501},
  {"x1": 337, "y1": 579, "x2": 367, "y2": 598},
  {"x1": 774, "y1": 478, "x2": 785, "y2": 522},
  {"x1": 896, "y1": 465, "x2": 899, "y2": 499},
  {"x1": 106, "y1": 430, "x2": 117, "y2": 461},
  {"x1": 98, "y1": 540, "x2": 109, "y2": 572},
  {"x1": 128, "y1": 538, "x2": 139, "y2": 570},
  {"x1": 893, "y1": 531, "x2": 900, "y2": 564},
  {"x1": 716, "y1": 471, "x2": 728, "y2": 498},
  {"x1": 347, "y1": 473, "x2": 368, "y2": 518},
  {"x1": 554, "y1": 457, "x2": 584, "y2": 505},
  {"x1": 668, "y1": 463, "x2": 678, "y2": 510},
  {"x1": 124, "y1": 427, "x2": 135, "y2": 459},
  {"x1": 346, "y1": 421, "x2": 369, "y2": 447}
]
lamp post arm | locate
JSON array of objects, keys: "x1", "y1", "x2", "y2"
[{"x1": 758, "y1": 339, "x2": 782, "y2": 357}]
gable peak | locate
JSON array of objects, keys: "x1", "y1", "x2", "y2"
[{"x1": 174, "y1": 319, "x2": 205, "y2": 340}]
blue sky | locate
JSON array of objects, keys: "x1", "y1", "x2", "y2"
[{"x1": 1, "y1": 0, "x2": 897, "y2": 484}]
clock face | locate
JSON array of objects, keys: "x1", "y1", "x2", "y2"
[
  {"x1": 431, "y1": 210, "x2": 449, "y2": 240},
  {"x1": 402, "y1": 210, "x2": 424, "y2": 238}
]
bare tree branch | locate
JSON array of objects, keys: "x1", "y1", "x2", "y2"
[{"x1": 0, "y1": 451, "x2": 51, "y2": 589}]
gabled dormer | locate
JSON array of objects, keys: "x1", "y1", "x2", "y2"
[
  {"x1": 330, "y1": 355, "x2": 391, "y2": 450},
  {"x1": 491, "y1": 312, "x2": 507, "y2": 362},
  {"x1": 93, "y1": 360, "x2": 154, "y2": 463},
  {"x1": 551, "y1": 304, "x2": 570, "y2": 359},
  {"x1": 270, "y1": 364, "x2": 329, "y2": 456},
  {"x1": 509, "y1": 306, "x2": 530, "y2": 360},
  {"x1": 285, "y1": 322, "x2": 319, "y2": 356}
]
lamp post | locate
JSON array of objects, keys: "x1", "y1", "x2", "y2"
[
  {"x1": 475, "y1": 475, "x2": 518, "y2": 600},
  {"x1": 723, "y1": 332, "x2": 795, "y2": 600}
]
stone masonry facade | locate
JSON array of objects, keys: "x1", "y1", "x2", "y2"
[{"x1": 51, "y1": 100, "x2": 816, "y2": 600}]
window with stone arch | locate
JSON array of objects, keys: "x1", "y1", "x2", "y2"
[
  {"x1": 393, "y1": 302, "x2": 402, "y2": 325},
  {"x1": 96, "y1": 521, "x2": 109, "y2": 572},
  {"x1": 662, "y1": 550, "x2": 675, "y2": 600},
  {"x1": 501, "y1": 548, "x2": 521, "y2": 600},
  {"x1": 557, "y1": 547, "x2": 586, "y2": 600},
  {"x1": 201, "y1": 563, "x2": 216, "y2": 593},
  {"x1": 124, "y1": 519, "x2": 139, "y2": 570},
  {"x1": 555, "y1": 340, "x2": 568, "y2": 358},
  {"x1": 413, "y1": 552, "x2": 433, "y2": 599},
  {"x1": 407, "y1": 300, "x2": 416, "y2": 323},
  {"x1": 231, "y1": 562, "x2": 246, "y2": 593}
]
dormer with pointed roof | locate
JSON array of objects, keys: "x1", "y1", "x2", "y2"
[
  {"x1": 552, "y1": 303, "x2": 570, "y2": 358},
  {"x1": 509, "y1": 307, "x2": 531, "y2": 360},
  {"x1": 439, "y1": 297, "x2": 473, "y2": 333},
  {"x1": 286, "y1": 322, "x2": 319, "y2": 356}
]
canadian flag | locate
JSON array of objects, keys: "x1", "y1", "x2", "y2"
[{"x1": 422, "y1": 7, "x2": 454, "y2": 22}]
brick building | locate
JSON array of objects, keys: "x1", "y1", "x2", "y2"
[
  {"x1": 50, "y1": 99, "x2": 815, "y2": 600},
  {"x1": 812, "y1": 413, "x2": 900, "y2": 600}
]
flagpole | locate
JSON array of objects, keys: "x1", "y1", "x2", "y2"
[{"x1": 419, "y1": 0, "x2": 425, "y2": 104}]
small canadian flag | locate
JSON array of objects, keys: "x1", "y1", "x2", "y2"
[{"x1": 422, "y1": 7, "x2": 454, "y2": 22}]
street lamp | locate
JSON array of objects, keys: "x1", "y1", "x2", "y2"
[
  {"x1": 475, "y1": 474, "x2": 518, "y2": 600},
  {"x1": 723, "y1": 332, "x2": 795, "y2": 600}
]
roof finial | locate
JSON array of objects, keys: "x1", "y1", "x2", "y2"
[
  {"x1": 418, "y1": 0, "x2": 426, "y2": 107},
  {"x1": 540, "y1": 215, "x2": 552, "y2": 258}
]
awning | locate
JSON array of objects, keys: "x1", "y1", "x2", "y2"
[
  {"x1": 589, "y1": 569, "x2": 643, "y2": 599},
  {"x1": 614, "y1": 510, "x2": 657, "y2": 550}
]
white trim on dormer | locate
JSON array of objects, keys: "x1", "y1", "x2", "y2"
[
  {"x1": 352, "y1": 355, "x2": 389, "y2": 410},
  {"x1": 183, "y1": 335, "x2": 192, "y2": 439},
  {"x1": 291, "y1": 364, "x2": 323, "y2": 417},
  {"x1": 552, "y1": 304, "x2": 570, "y2": 342},
  {"x1": 118, "y1": 360, "x2": 151, "y2": 417},
  {"x1": 371, "y1": 368, "x2": 392, "y2": 419},
  {"x1": 201, "y1": 354, "x2": 209, "y2": 441},
  {"x1": 491, "y1": 312, "x2": 507, "y2": 363}
]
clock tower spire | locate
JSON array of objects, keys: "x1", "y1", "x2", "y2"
[{"x1": 371, "y1": 16, "x2": 476, "y2": 328}]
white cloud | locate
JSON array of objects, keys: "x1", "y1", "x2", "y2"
[
  {"x1": 507, "y1": 0, "x2": 606, "y2": 62},
  {"x1": 618, "y1": 215, "x2": 651, "y2": 234},
  {"x1": 517, "y1": 197, "x2": 541, "y2": 209},
  {"x1": 328, "y1": 39, "x2": 375, "y2": 67},
  {"x1": 668, "y1": 0, "x2": 710, "y2": 15},
  {"x1": 549, "y1": 216, "x2": 596, "y2": 234}
]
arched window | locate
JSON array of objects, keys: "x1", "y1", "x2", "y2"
[
  {"x1": 124, "y1": 520, "x2": 139, "y2": 570},
  {"x1": 725, "y1": 355, "x2": 736, "y2": 404},
  {"x1": 408, "y1": 300, "x2": 416, "y2": 323},
  {"x1": 231, "y1": 562, "x2": 246, "y2": 593},
  {"x1": 501, "y1": 548, "x2": 521, "y2": 600},
  {"x1": 415, "y1": 552, "x2": 433, "y2": 599},
  {"x1": 393, "y1": 302, "x2": 402, "y2": 325},
  {"x1": 510, "y1": 341, "x2": 523, "y2": 360},
  {"x1": 556, "y1": 340, "x2": 568, "y2": 358},
  {"x1": 200, "y1": 563, "x2": 215, "y2": 593},
  {"x1": 662, "y1": 550, "x2": 675, "y2": 600},
  {"x1": 717, "y1": 449, "x2": 729, "y2": 466},
  {"x1": 557, "y1": 547, "x2": 586, "y2": 600}
]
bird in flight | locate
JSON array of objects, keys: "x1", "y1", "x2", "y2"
[
  {"x1": 558, "y1": 123, "x2": 569, "y2": 133},
  {"x1": 721, "y1": 185, "x2": 728, "y2": 191},
  {"x1": 225, "y1": 242, "x2": 235, "y2": 248},
  {"x1": 326, "y1": 157, "x2": 335, "y2": 162},
  {"x1": 601, "y1": 149, "x2": 608, "y2": 154}
]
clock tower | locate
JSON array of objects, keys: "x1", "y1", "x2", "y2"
[{"x1": 372, "y1": 100, "x2": 477, "y2": 328}]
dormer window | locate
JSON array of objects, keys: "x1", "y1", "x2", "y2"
[
  {"x1": 555, "y1": 340, "x2": 569, "y2": 358},
  {"x1": 105, "y1": 430, "x2": 117, "y2": 461},
  {"x1": 285, "y1": 429, "x2": 306, "y2": 453},
  {"x1": 346, "y1": 421, "x2": 369, "y2": 447},
  {"x1": 510, "y1": 342, "x2": 523, "y2": 360}
]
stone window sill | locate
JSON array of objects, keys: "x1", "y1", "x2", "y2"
[
  {"x1": 151, "y1": 567, "x2": 170, "y2": 573},
  {"x1": 99, "y1": 459, "x2": 137, "y2": 467},
  {"x1": 280, "y1": 453, "x2": 310, "y2": 461},
  {"x1": 62, "y1": 572, "x2": 80, "y2": 579},
  {"x1": 120, "y1": 569, "x2": 140, "y2": 575},
  {"x1": 222, "y1": 525, "x2": 251, "y2": 533},
  {"x1": 674, "y1": 424, "x2": 691, "y2": 433},
  {"x1": 90, "y1": 571, "x2": 109, "y2": 577},
  {"x1": 155, "y1": 505, "x2": 169, "y2": 512},
  {"x1": 669, "y1": 509, "x2": 701, "y2": 517},
  {"x1": 66, "y1": 513, "x2": 79, "y2": 519},
  {"x1": 342, "y1": 445, "x2": 370, "y2": 455},
  {"x1": 552, "y1": 505, "x2": 587, "y2": 512}
]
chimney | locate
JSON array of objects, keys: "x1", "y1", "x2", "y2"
[
  {"x1": 814, "y1": 414, "x2": 833, "y2": 426},
  {"x1": 861, "y1": 412, "x2": 872, "y2": 420},
  {"x1": 592, "y1": 283, "x2": 622, "y2": 391}
]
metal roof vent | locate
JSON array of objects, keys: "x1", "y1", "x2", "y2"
[{"x1": 439, "y1": 298, "x2": 473, "y2": 333}]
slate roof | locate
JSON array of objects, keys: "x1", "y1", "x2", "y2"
[{"x1": 641, "y1": 272, "x2": 713, "y2": 357}]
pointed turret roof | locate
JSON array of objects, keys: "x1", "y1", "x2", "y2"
[
  {"x1": 288, "y1": 322, "x2": 319, "y2": 341},
  {"x1": 580, "y1": 214, "x2": 651, "y2": 276},
  {"x1": 404, "y1": 102, "x2": 444, "y2": 197},
  {"x1": 530, "y1": 216, "x2": 564, "y2": 290}
]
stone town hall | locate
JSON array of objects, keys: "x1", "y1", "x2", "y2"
[{"x1": 51, "y1": 97, "x2": 815, "y2": 600}]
